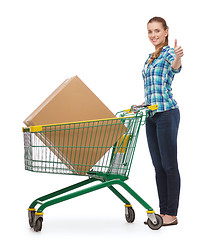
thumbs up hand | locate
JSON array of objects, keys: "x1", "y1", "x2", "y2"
[{"x1": 174, "y1": 39, "x2": 184, "y2": 58}]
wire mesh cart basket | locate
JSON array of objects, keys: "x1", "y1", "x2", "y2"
[{"x1": 23, "y1": 105, "x2": 163, "y2": 232}]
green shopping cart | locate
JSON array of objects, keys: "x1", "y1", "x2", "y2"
[{"x1": 22, "y1": 104, "x2": 163, "y2": 232}]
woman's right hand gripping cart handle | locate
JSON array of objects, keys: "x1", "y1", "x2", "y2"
[{"x1": 131, "y1": 104, "x2": 159, "y2": 114}]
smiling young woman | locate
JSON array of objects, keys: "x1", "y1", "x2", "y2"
[{"x1": 142, "y1": 17, "x2": 184, "y2": 226}]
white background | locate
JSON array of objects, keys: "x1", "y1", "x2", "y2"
[{"x1": 1, "y1": 0, "x2": 211, "y2": 239}]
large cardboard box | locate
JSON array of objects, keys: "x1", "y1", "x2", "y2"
[
  {"x1": 24, "y1": 75, "x2": 118, "y2": 126},
  {"x1": 24, "y1": 76, "x2": 127, "y2": 174}
]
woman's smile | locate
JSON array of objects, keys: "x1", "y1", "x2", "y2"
[{"x1": 151, "y1": 38, "x2": 159, "y2": 43}]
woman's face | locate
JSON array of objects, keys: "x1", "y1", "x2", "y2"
[{"x1": 147, "y1": 21, "x2": 168, "y2": 49}]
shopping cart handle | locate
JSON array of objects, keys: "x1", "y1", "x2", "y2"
[
  {"x1": 124, "y1": 104, "x2": 158, "y2": 113},
  {"x1": 146, "y1": 104, "x2": 158, "y2": 111}
]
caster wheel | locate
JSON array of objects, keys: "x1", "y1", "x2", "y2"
[
  {"x1": 125, "y1": 206, "x2": 135, "y2": 223},
  {"x1": 147, "y1": 214, "x2": 163, "y2": 230},
  {"x1": 28, "y1": 211, "x2": 35, "y2": 228},
  {"x1": 34, "y1": 218, "x2": 43, "y2": 232}
]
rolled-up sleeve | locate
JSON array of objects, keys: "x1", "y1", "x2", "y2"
[
  {"x1": 165, "y1": 48, "x2": 182, "y2": 78},
  {"x1": 171, "y1": 65, "x2": 182, "y2": 73}
]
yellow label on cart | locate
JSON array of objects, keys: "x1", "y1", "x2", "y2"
[
  {"x1": 30, "y1": 126, "x2": 43, "y2": 132},
  {"x1": 147, "y1": 105, "x2": 158, "y2": 111},
  {"x1": 114, "y1": 135, "x2": 131, "y2": 154},
  {"x1": 124, "y1": 109, "x2": 132, "y2": 113}
]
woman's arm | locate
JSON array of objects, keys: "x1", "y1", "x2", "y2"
[{"x1": 172, "y1": 39, "x2": 184, "y2": 70}]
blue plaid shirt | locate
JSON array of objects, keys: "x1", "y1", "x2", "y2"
[{"x1": 142, "y1": 46, "x2": 181, "y2": 116}]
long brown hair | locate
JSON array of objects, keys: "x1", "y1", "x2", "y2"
[{"x1": 147, "y1": 17, "x2": 169, "y2": 64}]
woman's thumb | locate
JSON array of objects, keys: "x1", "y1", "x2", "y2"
[{"x1": 174, "y1": 39, "x2": 178, "y2": 48}]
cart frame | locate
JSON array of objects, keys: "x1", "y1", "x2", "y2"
[{"x1": 23, "y1": 105, "x2": 163, "y2": 231}]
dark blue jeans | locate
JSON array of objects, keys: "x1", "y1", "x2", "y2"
[{"x1": 146, "y1": 108, "x2": 180, "y2": 216}]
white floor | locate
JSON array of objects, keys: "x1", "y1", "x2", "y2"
[{"x1": 2, "y1": 166, "x2": 210, "y2": 240}]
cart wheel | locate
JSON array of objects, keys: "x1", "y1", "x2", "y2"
[
  {"x1": 125, "y1": 206, "x2": 135, "y2": 223},
  {"x1": 147, "y1": 214, "x2": 163, "y2": 230},
  {"x1": 28, "y1": 210, "x2": 35, "y2": 228},
  {"x1": 34, "y1": 218, "x2": 43, "y2": 232}
]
